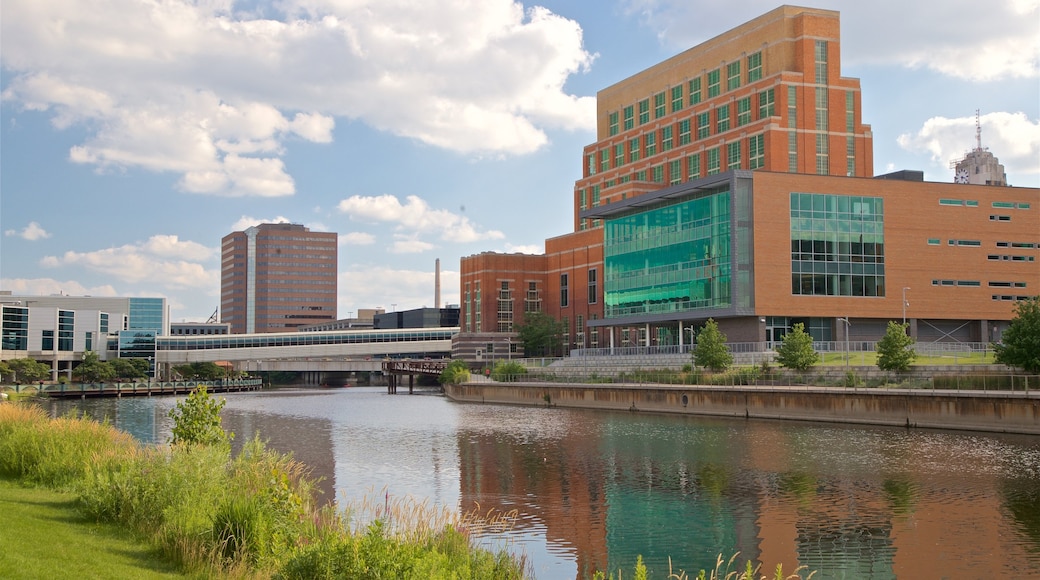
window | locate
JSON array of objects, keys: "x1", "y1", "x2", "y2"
[
  {"x1": 42, "y1": 330, "x2": 54, "y2": 351},
  {"x1": 726, "y1": 61, "x2": 741, "y2": 91},
  {"x1": 654, "y1": 92, "x2": 666, "y2": 118},
  {"x1": 727, "y1": 141, "x2": 741, "y2": 170},
  {"x1": 609, "y1": 112, "x2": 619, "y2": 136},
  {"x1": 661, "y1": 126, "x2": 673, "y2": 151},
  {"x1": 814, "y1": 40, "x2": 828, "y2": 84},
  {"x1": 588, "y1": 269, "x2": 598, "y2": 304},
  {"x1": 990, "y1": 215, "x2": 1011, "y2": 222},
  {"x1": 614, "y1": 144, "x2": 624, "y2": 168},
  {"x1": 687, "y1": 153, "x2": 701, "y2": 180},
  {"x1": 716, "y1": 105, "x2": 730, "y2": 133},
  {"x1": 678, "y1": 119, "x2": 691, "y2": 145},
  {"x1": 737, "y1": 97, "x2": 751, "y2": 126},
  {"x1": 815, "y1": 89, "x2": 828, "y2": 131},
  {"x1": 689, "y1": 78, "x2": 702, "y2": 104},
  {"x1": 652, "y1": 165, "x2": 664, "y2": 183},
  {"x1": 560, "y1": 274, "x2": 569, "y2": 307},
  {"x1": 939, "y1": 199, "x2": 964, "y2": 206},
  {"x1": 707, "y1": 69, "x2": 720, "y2": 97},
  {"x1": 927, "y1": 238, "x2": 941, "y2": 245},
  {"x1": 623, "y1": 105, "x2": 634, "y2": 130},
  {"x1": 629, "y1": 138, "x2": 640, "y2": 163},
  {"x1": 600, "y1": 149, "x2": 609, "y2": 172},
  {"x1": 669, "y1": 159, "x2": 682, "y2": 184},
  {"x1": 587, "y1": 154, "x2": 596, "y2": 176},
  {"x1": 707, "y1": 147, "x2": 721, "y2": 175},
  {"x1": 697, "y1": 112, "x2": 711, "y2": 139},
  {"x1": 638, "y1": 99, "x2": 650, "y2": 124},
  {"x1": 748, "y1": 134, "x2": 764, "y2": 170},
  {"x1": 671, "y1": 85, "x2": 683, "y2": 112},
  {"x1": 526, "y1": 282, "x2": 541, "y2": 313},
  {"x1": 791, "y1": 193, "x2": 886, "y2": 297},
  {"x1": 759, "y1": 88, "x2": 775, "y2": 119},
  {"x1": 579, "y1": 189, "x2": 587, "y2": 210},
  {"x1": 816, "y1": 133, "x2": 829, "y2": 175},
  {"x1": 747, "y1": 52, "x2": 762, "y2": 82},
  {"x1": 644, "y1": 132, "x2": 656, "y2": 157}
]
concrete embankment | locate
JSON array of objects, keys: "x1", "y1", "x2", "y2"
[{"x1": 444, "y1": 382, "x2": 1040, "y2": 435}]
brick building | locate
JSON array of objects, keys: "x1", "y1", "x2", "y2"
[
  {"x1": 220, "y1": 223, "x2": 338, "y2": 334},
  {"x1": 459, "y1": 6, "x2": 1039, "y2": 355}
]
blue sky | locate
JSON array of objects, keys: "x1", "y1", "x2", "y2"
[{"x1": 2, "y1": 0, "x2": 1038, "y2": 323}]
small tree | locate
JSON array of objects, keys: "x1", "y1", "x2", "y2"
[
  {"x1": 110, "y1": 358, "x2": 147, "y2": 381},
  {"x1": 168, "y1": 386, "x2": 233, "y2": 447},
  {"x1": 775, "y1": 322, "x2": 819, "y2": 371},
  {"x1": 438, "y1": 359, "x2": 471, "y2": 385},
  {"x1": 515, "y1": 312, "x2": 565, "y2": 357},
  {"x1": 692, "y1": 318, "x2": 733, "y2": 372},
  {"x1": 876, "y1": 321, "x2": 916, "y2": 372},
  {"x1": 0, "y1": 361, "x2": 11, "y2": 383},
  {"x1": 994, "y1": 296, "x2": 1040, "y2": 373},
  {"x1": 72, "y1": 351, "x2": 116, "y2": 383},
  {"x1": 7, "y1": 358, "x2": 50, "y2": 383}
]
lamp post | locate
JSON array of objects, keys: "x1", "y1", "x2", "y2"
[
  {"x1": 838, "y1": 317, "x2": 851, "y2": 370},
  {"x1": 902, "y1": 287, "x2": 910, "y2": 325}
]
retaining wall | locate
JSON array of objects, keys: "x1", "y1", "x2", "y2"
[{"x1": 443, "y1": 382, "x2": 1040, "y2": 435}]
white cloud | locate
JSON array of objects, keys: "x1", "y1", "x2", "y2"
[
  {"x1": 0, "y1": 278, "x2": 120, "y2": 298},
  {"x1": 39, "y1": 235, "x2": 218, "y2": 290},
  {"x1": 338, "y1": 265, "x2": 459, "y2": 313},
  {"x1": 897, "y1": 111, "x2": 1040, "y2": 182},
  {"x1": 4, "y1": 221, "x2": 51, "y2": 241},
  {"x1": 337, "y1": 194, "x2": 505, "y2": 243},
  {"x1": 340, "y1": 232, "x2": 375, "y2": 245},
  {"x1": 390, "y1": 238, "x2": 436, "y2": 254},
  {"x1": 229, "y1": 216, "x2": 294, "y2": 231},
  {"x1": 1, "y1": 0, "x2": 595, "y2": 196},
  {"x1": 624, "y1": 1, "x2": 1039, "y2": 82},
  {"x1": 503, "y1": 242, "x2": 543, "y2": 254}
]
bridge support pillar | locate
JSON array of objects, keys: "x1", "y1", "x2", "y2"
[{"x1": 409, "y1": 374, "x2": 414, "y2": 394}]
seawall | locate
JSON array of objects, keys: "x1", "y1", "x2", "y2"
[{"x1": 443, "y1": 382, "x2": 1040, "y2": 435}]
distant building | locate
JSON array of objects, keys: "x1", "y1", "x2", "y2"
[
  {"x1": 220, "y1": 223, "x2": 338, "y2": 334},
  {"x1": 170, "y1": 321, "x2": 230, "y2": 336},
  {"x1": 375, "y1": 307, "x2": 460, "y2": 329},
  {"x1": 298, "y1": 308, "x2": 384, "y2": 331},
  {"x1": 953, "y1": 111, "x2": 1008, "y2": 187}
]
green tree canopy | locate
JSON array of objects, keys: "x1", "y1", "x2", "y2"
[
  {"x1": 438, "y1": 359, "x2": 471, "y2": 385},
  {"x1": 7, "y1": 358, "x2": 50, "y2": 383},
  {"x1": 775, "y1": 322, "x2": 820, "y2": 371},
  {"x1": 692, "y1": 318, "x2": 733, "y2": 372},
  {"x1": 173, "y1": 361, "x2": 227, "y2": 381},
  {"x1": 72, "y1": 351, "x2": 116, "y2": 383},
  {"x1": 994, "y1": 296, "x2": 1040, "y2": 373},
  {"x1": 0, "y1": 361, "x2": 12, "y2": 383},
  {"x1": 109, "y1": 358, "x2": 147, "y2": 381},
  {"x1": 491, "y1": 361, "x2": 526, "y2": 382},
  {"x1": 876, "y1": 321, "x2": 916, "y2": 372},
  {"x1": 168, "y1": 386, "x2": 233, "y2": 447},
  {"x1": 515, "y1": 312, "x2": 565, "y2": 357}
]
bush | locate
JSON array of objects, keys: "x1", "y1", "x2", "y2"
[
  {"x1": 438, "y1": 359, "x2": 471, "y2": 385},
  {"x1": 168, "y1": 386, "x2": 233, "y2": 447},
  {"x1": 491, "y1": 361, "x2": 527, "y2": 382}
]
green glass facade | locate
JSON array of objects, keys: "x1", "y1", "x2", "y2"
[
  {"x1": 604, "y1": 186, "x2": 732, "y2": 318},
  {"x1": 790, "y1": 192, "x2": 885, "y2": 297}
]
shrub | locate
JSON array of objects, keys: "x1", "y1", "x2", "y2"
[
  {"x1": 438, "y1": 359, "x2": 471, "y2": 385},
  {"x1": 168, "y1": 386, "x2": 233, "y2": 447},
  {"x1": 491, "y1": 361, "x2": 527, "y2": 382}
]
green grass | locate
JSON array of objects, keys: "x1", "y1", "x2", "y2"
[
  {"x1": 0, "y1": 478, "x2": 187, "y2": 579},
  {"x1": 816, "y1": 350, "x2": 995, "y2": 366}
]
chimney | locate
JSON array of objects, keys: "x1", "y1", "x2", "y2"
[{"x1": 435, "y1": 258, "x2": 441, "y2": 309}]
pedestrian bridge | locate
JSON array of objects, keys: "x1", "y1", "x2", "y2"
[{"x1": 155, "y1": 327, "x2": 456, "y2": 373}]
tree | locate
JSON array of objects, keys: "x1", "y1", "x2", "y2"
[
  {"x1": 491, "y1": 361, "x2": 526, "y2": 382},
  {"x1": 515, "y1": 312, "x2": 565, "y2": 357},
  {"x1": 7, "y1": 358, "x2": 50, "y2": 383},
  {"x1": 692, "y1": 318, "x2": 733, "y2": 372},
  {"x1": 173, "y1": 361, "x2": 227, "y2": 381},
  {"x1": 876, "y1": 321, "x2": 916, "y2": 372},
  {"x1": 994, "y1": 296, "x2": 1040, "y2": 373},
  {"x1": 438, "y1": 359, "x2": 471, "y2": 385},
  {"x1": 775, "y1": 322, "x2": 819, "y2": 370},
  {"x1": 72, "y1": 351, "x2": 116, "y2": 383},
  {"x1": 0, "y1": 361, "x2": 11, "y2": 383},
  {"x1": 168, "y1": 386, "x2": 233, "y2": 446},
  {"x1": 110, "y1": 358, "x2": 148, "y2": 381}
]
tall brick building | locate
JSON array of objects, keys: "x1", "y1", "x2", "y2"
[
  {"x1": 459, "y1": 6, "x2": 1039, "y2": 356},
  {"x1": 221, "y1": 223, "x2": 338, "y2": 334}
]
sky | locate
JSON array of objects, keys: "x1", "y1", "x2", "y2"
[{"x1": 2, "y1": 0, "x2": 1038, "y2": 323}]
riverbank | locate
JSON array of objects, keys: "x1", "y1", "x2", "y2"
[{"x1": 445, "y1": 381, "x2": 1040, "y2": 435}]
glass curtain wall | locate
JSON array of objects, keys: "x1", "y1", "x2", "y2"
[{"x1": 604, "y1": 187, "x2": 732, "y2": 318}]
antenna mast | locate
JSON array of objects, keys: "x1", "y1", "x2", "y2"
[{"x1": 975, "y1": 109, "x2": 982, "y2": 151}]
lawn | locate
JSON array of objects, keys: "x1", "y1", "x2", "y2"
[{"x1": 0, "y1": 478, "x2": 187, "y2": 579}]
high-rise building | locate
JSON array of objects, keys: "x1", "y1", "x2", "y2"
[
  {"x1": 220, "y1": 223, "x2": 338, "y2": 334},
  {"x1": 459, "y1": 6, "x2": 1038, "y2": 354}
]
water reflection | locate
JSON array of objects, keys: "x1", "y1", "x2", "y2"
[{"x1": 48, "y1": 388, "x2": 1040, "y2": 580}]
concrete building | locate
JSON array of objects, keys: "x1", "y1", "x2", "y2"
[
  {"x1": 220, "y1": 223, "x2": 338, "y2": 334},
  {"x1": 0, "y1": 293, "x2": 168, "y2": 379},
  {"x1": 459, "y1": 5, "x2": 1039, "y2": 354}
]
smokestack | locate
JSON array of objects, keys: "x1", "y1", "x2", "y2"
[{"x1": 435, "y1": 258, "x2": 441, "y2": 309}]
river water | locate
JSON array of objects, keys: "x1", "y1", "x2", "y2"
[{"x1": 49, "y1": 387, "x2": 1040, "y2": 580}]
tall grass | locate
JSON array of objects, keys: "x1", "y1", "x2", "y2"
[{"x1": 0, "y1": 402, "x2": 529, "y2": 579}]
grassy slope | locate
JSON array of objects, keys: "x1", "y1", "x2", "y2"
[{"x1": 0, "y1": 478, "x2": 187, "y2": 580}]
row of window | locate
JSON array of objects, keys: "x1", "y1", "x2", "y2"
[
  {"x1": 932, "y1": 280, "x2": 1029, "y2": 288},
  {"x1": 931, "y1": 239, "x2": 1039, "y2": 249},
  {"x1": 608, "y1": 52, "x2": 764, "y2": 136},
  {"x1": 939, "y1": 198, "x2": 1031, "y2": 209}
]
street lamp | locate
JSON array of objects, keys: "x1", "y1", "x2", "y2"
[
  {"x1": 902, "y1": 287, "x2": 910, "y2": 325},
  {"x1": 838, "y1": 317, "x2": 851, "y2": 370}
]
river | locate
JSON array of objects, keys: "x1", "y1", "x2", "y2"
[{"x1": 49, "y1": 386, "x2": 1040, "y2": 579}]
